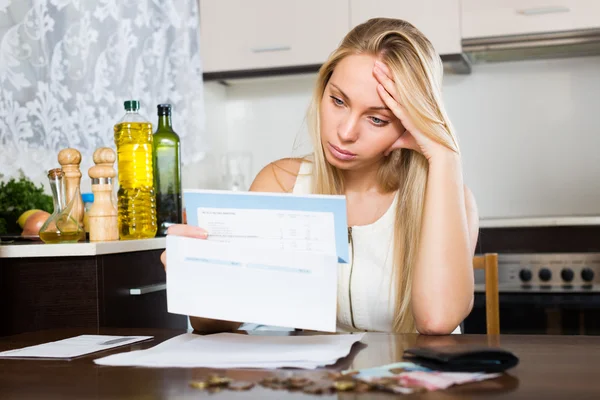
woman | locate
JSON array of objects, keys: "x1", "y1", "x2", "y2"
[{"x1": 161, "y1": 18, "x2": 479, "y2": 335}]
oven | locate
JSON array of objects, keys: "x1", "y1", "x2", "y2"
[{"x1": 464, "y1": 252, "x2": 600, "y2": 335}]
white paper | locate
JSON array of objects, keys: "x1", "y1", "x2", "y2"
[
  {"x1": 0, "y1": 335, "x2": 152, "y2": 359},
  {"x1": 167, "y1": 233, "x2": 338, "y2": 332},
  {"x1": 198, "y1": 208, "x2": 337, "y2": 254},
  {"x1": 183, "y1": 190, "x2": 349, "y2": 262},
  {"x1": 94, "y1": 332, "x2": 364, "y2": 369}
]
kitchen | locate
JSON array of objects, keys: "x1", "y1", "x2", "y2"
[
  {"x1": 197, "y1": 0, "x2": 600, "y2": 335},
  {"x1": 1, "y1": 0, "x2": 600, "y2": 338}
]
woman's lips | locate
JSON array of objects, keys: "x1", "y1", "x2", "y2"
[{"x1": 328, "y1": 143, "x2": 357, "y2": 161}]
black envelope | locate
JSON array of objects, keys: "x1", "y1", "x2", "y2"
[{"x1": 403, "y1": 345, "x2": 519, "y2": 373}]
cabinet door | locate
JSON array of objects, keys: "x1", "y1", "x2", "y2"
[
  {"x1": 462, "y1": 0, "x2": 600, "y2": 39},
  {"x1": 100, "y1": 250, "x2": 187, "y2": 329},
  {"x1": 349, "y1": 0, "x2": 461, "y2": 55},
  {"x1": 200, "y1": 0, "x2": 349, "y2": 73}
]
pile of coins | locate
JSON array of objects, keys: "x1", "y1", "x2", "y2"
[
  {"x1": 189, "y1": 371, "x2": 428, "y2": 395},
  {"x1": 189, "y1": 375, "x2": 254, "y2": 393}
]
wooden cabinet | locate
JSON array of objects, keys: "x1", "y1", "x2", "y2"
[
  {"x1": 100, "y1": 250, "x2": 186, "y2": 329},
  {"x1": 0, "y1": 249, "x2": 187, "y2": 336},
  {"x1": 349, "y1": 0, "x2": 462, "y2": 55},
  {"x1": 462, "y1": 0, "x2": 600, "y2": 39},
  {"x1": 200, "y1": 0, "x2": 349, "y2": 73}
]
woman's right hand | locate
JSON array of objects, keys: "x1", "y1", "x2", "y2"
[{"x1": 160, "y1": 224, "x2": 208, "y2": 271}]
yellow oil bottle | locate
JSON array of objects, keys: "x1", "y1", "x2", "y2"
[{"x1": 113, "y1": 100, "x2": 157, "y2": 239}]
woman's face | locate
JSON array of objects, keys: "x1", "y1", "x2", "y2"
[{"x1": 319, "y1": 54, "x2": 405, "y2": 171}]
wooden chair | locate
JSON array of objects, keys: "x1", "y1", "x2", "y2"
[{"x1": 473, "y1": 253, "x2": 500, "y2": 335}]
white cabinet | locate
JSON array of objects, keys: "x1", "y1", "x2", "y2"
[
  {"x1": 200, "y1": 0, "x2": 349, "y2": 73},
  {"x1": 462, "y1": 0, "x2": 600, "y2": 39},
  {"x1": 349, "y1": 0, "x2": 462, "y2": 55}
]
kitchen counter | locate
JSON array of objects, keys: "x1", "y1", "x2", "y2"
[
  {"x1": 479, "y1": 215, "x2": 600, "y2": 228},
  {"x1": 0, "y1": 238, "x2": 166, "y2": 259},
  {"x1": 0, "y1": 236, "x2": 184, "y2": 336}
]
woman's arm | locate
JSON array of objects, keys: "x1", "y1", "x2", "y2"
[
  {"x1": 411, "y1": 153, "x2": 479, "y2": 334},
  {"x1": 373, "y1": 61, "x2": 479, "y2": 334}
]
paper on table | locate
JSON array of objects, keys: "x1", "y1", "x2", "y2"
[
  {"x1": 94, "y1": 332, "x2": 365, "y2": 369},
  {"x1": 167, "y1": 235, "x2": 338, "y2": 332},
  {"x1": 0, "y1": 335, "x2": 153, "y2": 359}
]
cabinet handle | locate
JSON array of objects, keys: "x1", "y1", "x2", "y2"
[
  {"x1": 517, "y1": 6, "x2": 570, "y2": 16},
  {"x1": 251, "y1": 46, "x2": 292, "y2": 53},
  {"x1": 129, "y1": 283, "x2": 166, "y2": 295}
]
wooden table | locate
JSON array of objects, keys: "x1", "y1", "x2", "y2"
[{"x1": 1, "y1": 328, "x2": 599, "y2": 399}]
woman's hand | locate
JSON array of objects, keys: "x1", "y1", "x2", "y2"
[
  {"x1": 159, "y1": 224, "x2": 208, "y2": 271},
  {"x1": 372, "y1": 60, "x2": 454, "y2": 163}
]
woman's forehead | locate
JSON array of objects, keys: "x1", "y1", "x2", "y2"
[{"x1": 329, "y1": 54, "x2": 387, "y2": 108}]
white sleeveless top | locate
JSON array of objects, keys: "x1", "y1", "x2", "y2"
[{"x1": 293, "y1": 161, "x2": 461, "y2": 334}]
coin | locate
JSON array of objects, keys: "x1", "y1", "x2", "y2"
[
  {"x1": 189, "y1": 381, "x2": 208, "y2": 390},
  {"x1": 354, "y1": 382, "x2": 372, "y2": 392},
  {"x1": 260, "y1": 376, "x2": 287, "y2": 390},
  {"x1": 333, "y1": 380, "x2": 356, "y2": 391},
  {"x1": 206, "y1": 375, "x2": 232, "y2": 387},
  {"x1": 286, "y1": 377, "x2": 313, "y2": 390},
  {"x1": 228, "y1": 381, "x2": 255, "y2": 391},
  {"x1": 302, "y1": 383, "x2": 334, "y2": 394}
]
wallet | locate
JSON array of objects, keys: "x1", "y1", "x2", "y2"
[{"x1": 403, "y1": 345, "x2": 519, "y2": 373}]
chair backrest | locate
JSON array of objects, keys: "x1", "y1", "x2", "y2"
[{"x1": 473, "y1": 253, "x2": 500, "y2": 335}]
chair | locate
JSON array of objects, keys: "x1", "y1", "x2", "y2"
[{"x1": 473, "y1": 253, "x2": 500, "y2": 335}]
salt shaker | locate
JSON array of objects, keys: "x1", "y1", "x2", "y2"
[{"x1": 87, "y1": 147, "x2": 119, "y2": 242}]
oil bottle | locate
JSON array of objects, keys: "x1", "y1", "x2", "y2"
[
  {"x1": 113, "y1": 100, "x2": 157, "y2": 239},
  {"x1": 153, "y1": 104, "x2": 182, "y2": 236},
  {"x1": 39, "y1": 168, "x2": 84, "y2": 243}
]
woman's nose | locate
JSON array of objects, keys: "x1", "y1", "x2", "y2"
[{"x1": 337, "y1": 115, "x2": 359, "y2": 143}]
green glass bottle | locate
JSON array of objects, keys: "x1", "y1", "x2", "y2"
[{"x1": 153, "y1": 104, "x2": 182, "y2": 236}]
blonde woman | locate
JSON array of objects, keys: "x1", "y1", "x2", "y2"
[{"x1": 161, "y1": 18, "x2": 478, "y2": 335}]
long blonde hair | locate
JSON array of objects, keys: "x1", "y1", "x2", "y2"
[{"x1": 306, "y1": 18, "x2": 459, "y2": 332}]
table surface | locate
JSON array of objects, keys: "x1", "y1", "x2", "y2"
[{"x1": 1, "y1": 328, "x2": 599, "y2": 399}]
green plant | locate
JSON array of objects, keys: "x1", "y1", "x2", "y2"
[{"x1": 0, "y1": 172, "x2": 53, "y2": 234}]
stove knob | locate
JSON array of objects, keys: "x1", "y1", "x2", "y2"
[
  {"x1": 539, "y1": 268, "x2": 552, "y2": 282},
  {"x1": 561, "y1": 268, "x2": 574, "y2": 283},
  {"x1": 519, "y1": 269, "x2": 532, "y2": 283},
  {"x1": 581, "y1": 268, "x2": 595, "y2": 283}
]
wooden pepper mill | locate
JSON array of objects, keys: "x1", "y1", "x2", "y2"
[
  {"x1": 58, "y1": 148, "x2": 85, "y2": 230},
  {"x1": 87, "y1": 147, "x2": 119, "y2": 242}
]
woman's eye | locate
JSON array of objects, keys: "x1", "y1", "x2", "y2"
[
  {"x1": 330, "y1": 96, "x2": 344, "y2": 106},
  {"x1": 370, "y1": 116, "x2": 388, "y2": 126}
]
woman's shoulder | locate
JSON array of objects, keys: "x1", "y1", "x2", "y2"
[{"x1": 249, "y1": 157, "x2": 308, "y2": 193}]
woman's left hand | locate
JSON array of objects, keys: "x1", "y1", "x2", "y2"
[{"x1": 373, "y1": 60, "x2": 453, "y2": 163}]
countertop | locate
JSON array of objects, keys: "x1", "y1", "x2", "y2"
[
  {"x1": 0, "y1": 237, "x2": 166, "y2": 258},
  {"x1": 479, "y1": 215, "x2": 600, "y2": 228}
]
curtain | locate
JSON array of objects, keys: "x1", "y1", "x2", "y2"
[{"x1": 0, "y1": 0, "x2": 205, "y2": 187}]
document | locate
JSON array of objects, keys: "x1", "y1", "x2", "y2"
[
  {"x1": 94, "y1": 332, "x2": 364, "y2": 369},
  {"x1": 184, "y1": 190, "x2": 349, "y2": 263},
  {"x1": 0, "y1": 335, "x2": 152, "y2": 359},
  {"x1": 167, "y1": 236, "x2": 338, "y2": 331},
  {"x1": 166, "y1": 189, "x2": 348, "y2": 332}
]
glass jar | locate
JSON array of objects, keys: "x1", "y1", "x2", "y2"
[{"x1": 39, "y1": 168, "x2": 84, "y2": 243}]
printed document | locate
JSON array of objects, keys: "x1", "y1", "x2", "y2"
[
  {"x1": 0, "y1": 335, "x2": 152, "y2": 359},
  {"x1": 166, "y1": 190, "x2": 348, "y2": 332}
]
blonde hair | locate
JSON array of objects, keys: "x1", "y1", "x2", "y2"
[{"x1": 306, "y1": 18, "x2": 459, "y2": 332}]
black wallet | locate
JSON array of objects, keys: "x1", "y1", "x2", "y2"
[{"x1": 403, "y1": 345, "x2": 519, "y2": 373}]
